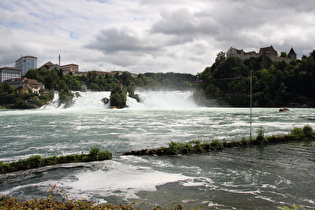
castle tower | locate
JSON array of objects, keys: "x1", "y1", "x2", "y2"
[{"x1": 288, "y1": 48, "x2": 297, "y2": 60}]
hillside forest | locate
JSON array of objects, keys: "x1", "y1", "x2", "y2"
[{"x1": 195, "y1": 50, "x2": 315, "y2": 107}]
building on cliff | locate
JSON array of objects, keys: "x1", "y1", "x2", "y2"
[{"x1": 226, "y1": 46, "x2": 296, "y2": 64}]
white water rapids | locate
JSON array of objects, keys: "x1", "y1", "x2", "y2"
[{"x1": 42, "y1": 90, "x2": 198, "y2": 110}]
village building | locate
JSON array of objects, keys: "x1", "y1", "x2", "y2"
[
  {"x1": 41, "y1": 61, "x2": 60, "y2": 71},
  {"x1": 0, "y1": 67, "x2": 22, "y2": 83},
  {"x1": 4, "y1": 77, "x2": 45, "y2": 94},
  {"x1": 60, "y1": 64, "x2": 79, "y2": 74}
]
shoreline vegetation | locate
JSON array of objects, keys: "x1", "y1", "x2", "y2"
[
  {"x1": 123, "y1": 125, "x2": 314, "y2": 156},
  {"x1": 0, "y1": 147, "x2": 111, "y2": 175}
]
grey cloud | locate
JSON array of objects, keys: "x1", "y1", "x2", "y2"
[
  {"x1": 151, "y1": 8, "x2": 219, "y2": 37},
  {"x1": 86, "y1": 27, "x2": 159, "y2": 54}
]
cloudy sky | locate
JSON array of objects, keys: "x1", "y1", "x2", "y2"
[{"x1": 1, "y1": 0, "x2": 315, "y2": 74}]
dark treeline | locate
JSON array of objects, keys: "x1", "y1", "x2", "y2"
[
  {"x1": 196, "y1": 50, "x2": 315, "y2": 107},
  {"x1": 25, "y1": 69, "x2": 196, "y2": 92},
  {"x1": 139, "y1": 72, "x2": 196, "y2": 90}
]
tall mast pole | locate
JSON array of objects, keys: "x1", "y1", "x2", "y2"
[{"x1": 250, "y1": 70, "x2": 253, "y2": 139}]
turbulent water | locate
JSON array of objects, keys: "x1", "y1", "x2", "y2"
[{"x1": 0, "y1": 91, "x2": 315, "y2": 209}]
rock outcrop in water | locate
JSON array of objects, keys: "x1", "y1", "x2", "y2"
[{"x1": 102, "y1": 97, "x2": 109, "y2": 105}]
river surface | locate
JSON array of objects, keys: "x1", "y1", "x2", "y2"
[{"x1": 0, "y1": 91, "x2": 315, "y2": 209}]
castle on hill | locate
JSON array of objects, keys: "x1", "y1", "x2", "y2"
[{"x1": 225, "y1": 45, "x2": 296, "y2": 64}]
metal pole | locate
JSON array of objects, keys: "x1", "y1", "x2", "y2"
[{"x1": 250, "y1": 70, "x2": 253, "y2": 139}]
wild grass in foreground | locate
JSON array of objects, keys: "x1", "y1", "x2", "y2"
[
  {"x1": 0, "y1": 147, "x2": 112, "y2": 174},
  {"x1": 0, "y1": 185, "x2": 186, "y2": 210},
  {"x1": 124, "y1": 125, "x2": 314, "y2": 156}
]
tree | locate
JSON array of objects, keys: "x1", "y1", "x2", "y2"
[
  {"x1": 280, "y1": 51, "x2": 287, "y2": 57},
  {"x1": 215, "y1": 51, "x2": 226, "y2": 63}
]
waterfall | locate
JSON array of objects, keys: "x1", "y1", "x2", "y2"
[
  {"x1": 41, "y1": 91, "x2": 110, "y2": 110},
  {"x1": 42, "y1": 91, "x2": 197, "y2": 110},
  {"x1": 70, "y1": 91, "x2": 111, "y2": 110},
  {"x1": 40, "y1": 92, "x2": 61, "y2": 109},
  {"x1": 128, "y1": 91, "x2": 197, "y2": 109}
]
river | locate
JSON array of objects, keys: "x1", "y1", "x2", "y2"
[{"x1": 0, "y1": 91, "x2": 314, "y2": 209}]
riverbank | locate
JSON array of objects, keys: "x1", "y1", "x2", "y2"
[{"x1": 123, "y1": 125, "x2": 314, "y2": 156}]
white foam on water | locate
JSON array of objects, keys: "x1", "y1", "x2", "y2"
[
  {"x1": 63, "y1": 160, "x2": 191, "y2": 200},
  {"x1": 181, "y1": 177, "x2": 214, "y2": 187}
]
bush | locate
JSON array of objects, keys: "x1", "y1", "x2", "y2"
[
  {"x1": 110, "y1": 92, "x2": 127, "y2": 108},
  {"x1": 12, "y1": 100, "x2": 37, "y2": 109},
  {"x1": 89, "y1": 146, "x2": 100, "y2": 157},
  {"x1": 29, "y1": 98, "x2": 46, "y2": 107},
  {"x1": 303, "y1": 125, "x2": 313, "y2": 137},
  {"x1": 168, "y1": 141, "x2": 182, "y2": 155},
  {"x1": 210, "y1": 139, "x2": 224, "y2": 150},
  {"x1": 290, "y1": 127, "x2": 303, "y2": 136},
  {"x1": 256, "y1": 126, "x2": 267, "y2": 145},
  {"x1": 28, "y1": 155, "x2": 43, "y2": 168},
  {"x1": 193, "y1": 143, "x2": 205, "y2": 154}
]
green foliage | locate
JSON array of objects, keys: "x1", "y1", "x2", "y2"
[
  {"x1": 0, "y1": 148, "x2": 112, "y2": 174},
  {"x1": 197, "y1": 50, "x2": 315, "y2": 107},
  {"x1": 125, "y1": 126, "x2": 314, "y2": 157},
  {"x1": 166, "y1": 139, "x2": 224, "y2": 155},
  {"x1": 290, "y1": 127, "x2": 303, "y2": 136},
  {"x1": 168, "y1": 141, "x2": 183, "y2": 155},
  {"x1": 303, "y1": 125, "x2": 313, "y2": 137},
  {"x1": 277, "y1": 205, "x2": 306, "y2": 210},
  {"x1": 256, "y1": 126, "x2": 266, "y2": 145},
  {"x1": 136, "y1": 72, "x2": 197, "y2": 90},
  {"x1": 210, "y1": 139, "x2": 224, "y2": 150},
  {"x1": 11, "y1": 100, "x2": 38, "y2": 109},
  {"x1": 89, "y1": 146, "x2": 100, "y2": 155},
  {"x1": 110, "y1": 87, "x2": 127, "y2": 108}
]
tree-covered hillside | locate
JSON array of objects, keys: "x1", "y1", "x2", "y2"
[
  {"x1": 25, "y1": 69, "x2": 196, "y2": 92},
  {"x1": 195, "y1": 50, "x2": 315, "y2": 107}
]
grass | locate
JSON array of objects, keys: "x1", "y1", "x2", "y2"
[{"x1": 0, "y1": 147, "x2": 112, "y2": 174}]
